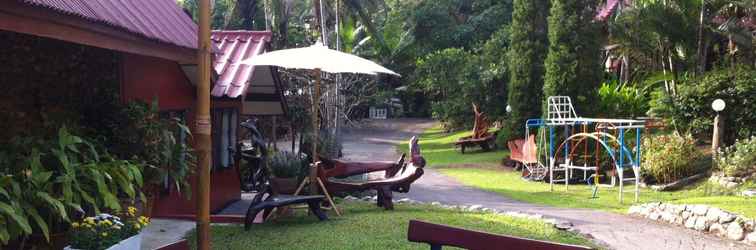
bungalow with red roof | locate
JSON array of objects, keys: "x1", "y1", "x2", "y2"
[{"x1": 0, "y1": 0, "x2": 285, "y2": 219}]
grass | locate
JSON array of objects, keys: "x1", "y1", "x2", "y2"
[
  {"x1": 401, "y1": 125, "x2": 756, "y2": 218},
  {"x1": 440, "y1": 168, "x2": 756, "y2": 218},
  {"x1": 398, "y1": 126, "x2": 506, "y2": 167},
  {"x1": 187, "y1": 201, "x2": 597, "y2": 250}
]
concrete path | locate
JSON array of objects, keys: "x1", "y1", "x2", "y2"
[{"x1": 345, "y1": 119, "x2": 750, "y2": 250}]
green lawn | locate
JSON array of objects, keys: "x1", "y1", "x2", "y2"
[
  {"x1": 398, "y1": 126, "x2": 506, "y2": 167},
  {"x1": 187, "y1": 201, "x2": 597, "y2": 250},
  {"x1": 441, "y1": 168, "x2": 755, "y2": 218},
  {"x1": 401, "y1": 125, "x2": 756, "y2": 218}
]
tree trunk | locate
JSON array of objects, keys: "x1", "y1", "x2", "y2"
[{"x1": 695, "y1": 0, "x2": 706, "y2": 76}]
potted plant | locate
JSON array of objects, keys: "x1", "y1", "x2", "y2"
[
  {"x1": 65, "y1": 207, "x2": 150, "y2": 250},
  {"x1": 268, "y1": 151, "x2": 307, "y2": 195}
]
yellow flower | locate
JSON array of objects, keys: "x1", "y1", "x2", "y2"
[
  {"x1": 134, "y1": 224, "x2": 141, "y2": 230},
  {"x1": 71, "y1": 222, "x2": 79, "y2": 228},
  {"x1": 128, "y1": 206, "x2": 137, "y2": 216},
  {"x1": 101, "y1": 232, "x2": 108, "y2": 237}
]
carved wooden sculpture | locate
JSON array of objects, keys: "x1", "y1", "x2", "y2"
[
  {"x1": 316, "y1": 136, "x2": 425, "y2": 210},
  {"x1": 455, "y1": 103, "x2": 498, "y2": 153}
]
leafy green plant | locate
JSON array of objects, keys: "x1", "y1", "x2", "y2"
[
  {"x1": 715, "y1": 136, "x2": 756, "y2": 177},
  {"x1": 642, "y1": 134, "x2": 703, "y2": 184},
  {"x1": 0, "y1": 128, "x2": 144, "y2": 246},
  {"x1": 648, "y1": 67, "x2": 756, "y2": 144},
  {"x1": 267, "y1": 152, "x2": 307, "y2": 179},
  {"x1": 115, "y1": 100, "x2": 195, "y2": 198},
  {"x1": 596, "y1": 80, "x2": 649, "y2": 118}
]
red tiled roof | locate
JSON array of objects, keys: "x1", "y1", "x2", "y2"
[
  {"x1": 596, "y1": 0, "x2": 632, "y2": 21},
  {"x1": 19, "y1": 0, "x2": 198, "y2": 50},
  {"x1": 211, "y1": 30, "x2": 272, "y2": 98}
]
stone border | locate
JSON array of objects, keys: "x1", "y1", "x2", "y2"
[
  {"x1": 342, "y1": 195, "x2": 610, "y2": 248},
  {"x1": 629, "y1": 203, "x2": 755, "y2": 245}
]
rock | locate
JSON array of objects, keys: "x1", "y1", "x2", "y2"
[
  {"x1": 628, "y1": 205, "x2": 642, "y2": 215},
  {"x1": 396, "y1": 198, "x2": 411, "y2": 203},
  {"x1": 430, "y1": 201, "x2": 441, "y2": 206},
  {"x1": 467, "y1": 205, "x2": 483, "y2": 211},
  {"x1": 661, "y1": 211, "x2": 675, "y2": 223},
  {"x1": 742, "y1": 189, "x2": 756, "y2": 197},
  {"x1": 725, "y1": 182, "x2": 739, "y2": 189},
  {"x1": 543, "y1": 219, "x2": 558, "y2": 225},
  {"x1": 695, "y1": 216, "x2": 709, "y2": 231},
  {"x1": 719, "y1": 212, "x2": 736, "y2": 224},
  {"x1": 685, "y1": 217, "x2": 697, "y2": 229},
  {"x1": 649, "y1": 212, "x2": 661, "y2": 221},
  {"x1": 745, "y1": 232, "x2": 756, "y2": 244},
  {"x1": 744, "y1": 220, "x2": 755, "y2": 231},
  {"x1": 555, "y1": 222, "x2": 573, "y2": 230},
  {"x1": 344, "y1": 195, "x2": 357, "y2": 200},
  {"x1": 706, "y1": 208, "x2": 722, "y2": 222},
  {"x1": 362, "y1": 196, "x2": 373, "y2": 201},
  {"x1": 709, "y1": 223, "x2": 727, "y2": 237},
  {"x1": 674, "y1": 216, "x2": 685, "y2": 225},
  {"x1": 727, "y1": 222, "x2": 745, "y2": 241},
  {"x1": 692, "y1": 205, "x2": 709, "y2": 216},
  {"x1": 527, "y1": 214, "x2": 543, "y2": 220},
  {"x1": 682, "y1": 211, "x2": 691, "y2": 219}
]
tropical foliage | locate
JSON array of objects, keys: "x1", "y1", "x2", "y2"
[
  {"x1": 716, "y1": 136, "x2": 756, "y2": 177},
  {"x1": 0, "y1": 128, "x2": 143, "y2": 245},
  {"x1": 642, "y1": 134, "x2": 704, "y2": 184}
]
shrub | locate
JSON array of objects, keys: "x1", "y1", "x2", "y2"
[
  {"x1": 642, "y1": 134, "x2": 703, "y2": 184},
  {"x1": 596, "y1": 80, "x2": 649, "y2": 118},
  {"x1": 715, "y1": 136, "x2": 756, "y2": 177},
  {"x1": 268, "y1": 151, "x2": 308, "y2": 179},
  {"x1": 648, "y1": 67, "x2": 756, "y2": 144}
]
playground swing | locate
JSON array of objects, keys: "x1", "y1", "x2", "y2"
[{"x1": 523, "y1": 96, "x2": 645, "y2": 203}]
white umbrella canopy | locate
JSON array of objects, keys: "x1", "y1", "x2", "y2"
[
  {"x1": 238, "y1": 43, "x2": 399, "y2": 198},
  {"x1": 239, "y1": 43, "x2": 400, "y2": 76}
]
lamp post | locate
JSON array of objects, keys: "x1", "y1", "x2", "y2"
[
  {"x1": 711, "y1": 99, "x2": 725, "y2": 157},
  {"x1": 506, "y1": 105, "x2": 512, "y2": 114}
]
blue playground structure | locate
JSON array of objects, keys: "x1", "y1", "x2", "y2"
[{"x1": 524, "y1": 96, "x2": 645, "y2": 202}]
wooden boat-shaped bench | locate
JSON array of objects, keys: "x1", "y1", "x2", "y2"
[
  {"x1": 316, "y1": 136, "x2": 425, "y2": 210},
  {"x1": 455, "y1": 103, "x2": 498, "y2": 153}
]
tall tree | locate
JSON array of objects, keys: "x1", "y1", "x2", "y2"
[
  {"x1": 504, "y1": 0, "x2": 549, "y2": 139},
  {"x1": 543, "y1": 0, "x2": 602, "y2": 115}
]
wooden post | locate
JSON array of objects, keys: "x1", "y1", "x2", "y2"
[
  {"x1": 196, "y1": 0, "x2": 212, "y2": 249},
  {"x1": 272, "y1": 116, "x2": 278, "y2": 150},
  {"x1": 310, "y1": 68, "x2": 322, "y2": 194},
  {"x1": 712, "y1": 113, "x2": 724, "y2": 157}
]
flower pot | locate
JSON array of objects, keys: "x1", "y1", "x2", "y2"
[
  {"x1": 270, "y1": 177, "x2": 298, "y2": 195},
  {"x1": 64, "y1": 233, "x2": 142, "y2": 250}
]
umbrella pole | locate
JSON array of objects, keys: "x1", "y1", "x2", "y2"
[{"x1": 310, "y1": 68, "x2": 322, "y2": 195}]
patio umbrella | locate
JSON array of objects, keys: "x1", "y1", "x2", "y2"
[{"x1": 239, "y1": 42, "x2": 399, "y2": 196}]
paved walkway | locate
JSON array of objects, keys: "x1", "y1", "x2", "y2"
[{"x1": 346, "y1": 119, "x2": 749, "y2": 250}]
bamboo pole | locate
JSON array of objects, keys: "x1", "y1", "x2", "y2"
[
  {"x1": 310, "y1": 68, "x2": 322, "y2": 194},
  {"x1": 196, "y1": 0, "x2": 212, "y2": 249}
]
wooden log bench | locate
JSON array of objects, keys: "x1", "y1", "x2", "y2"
[
  {"x1": 454, "y1": 131, "x2": 497, "y2": 154},
  {"x1": 407, "y1": 220, "x2": 593, "y2": 250},
  {"x1": 317, "y1": 136, "x2": 425, "y2": 210},
  {"x1": 244, "y1": 194, "x2": 327, "y2": 230}
]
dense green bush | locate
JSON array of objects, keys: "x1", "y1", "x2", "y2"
[
  {"x1": 504, "y1": 0, "x2": 549, "y2": 140},
  {"x1": 0, "y1": 128, "x2": 143, "y2": 245},
  {"x1": 268, "y1": 151, "x2": 308, "y2": 179},
  {"x1": 716, "y1": 136, "x2": 756, "y2": 177},
  {"x1": 596, "y1": 80, "x2": 649, "y2": 118},
  {"x1": 649, "y1": 67, "x2": 756, "y2": 144},
  {"x1": 642, "y1": 134, "x2": 703, "y2": 184}
]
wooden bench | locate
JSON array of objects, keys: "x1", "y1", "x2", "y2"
[
  {"x1": 455, "y1": 103, "x2": 498, "y2": 153},
  {"x1": 407, "y1": 220, "x2": 593, "y2": 250},
  {"x1": 244, "y1": 173, "x2": 328, "y2": 230},
  {"x1": 317, "y1": 136, "x2": 425, "y2": 210}
]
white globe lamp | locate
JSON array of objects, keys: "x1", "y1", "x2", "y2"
[{"x1": 711, "y1": 99, "x2": 725, "y2": 112}]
